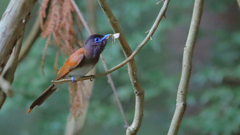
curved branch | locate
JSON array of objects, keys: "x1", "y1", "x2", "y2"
[{"x1": 167, "y1": 0, "x2": 204, "y2": 135}]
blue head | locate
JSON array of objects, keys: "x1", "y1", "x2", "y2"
[{"x1": 84, "y1": 34, "x2": 111, "y2": 57}]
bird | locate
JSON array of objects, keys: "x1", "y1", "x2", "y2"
[{"x1": 27, "y1": 34, "x2": 112, "y2": 114}]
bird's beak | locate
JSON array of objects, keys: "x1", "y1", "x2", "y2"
[{"x1": 100, "y1": 34, "x2": 112, "y2": 41}]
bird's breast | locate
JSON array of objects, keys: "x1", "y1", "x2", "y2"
[{"x1": 67, "y1": 64, "x2": 95, "y2": 78}]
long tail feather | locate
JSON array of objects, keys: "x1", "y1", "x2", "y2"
[{"x1": 27, "y1": 84, "x2": 57, "y2": 114}]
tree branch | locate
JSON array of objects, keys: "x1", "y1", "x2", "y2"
[
  {"x1": 167, "y1": 0, "x2": 204, "y2": 135},
  {"x1": 0, "y1": 0, "x2": 37, "y2": 109},
  {"x1": 1, "y1": 35, "x2": 24, "y2": 109},
  {"x1": 0, "y1": 0, "x2": 36, "y2": 73},
  {"x1": 0, "y1": 37, "x2": 23, "y2": 98}
]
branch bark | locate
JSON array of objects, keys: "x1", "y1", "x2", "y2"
[
  {"x1": 167, "y1": 0, "x2": 204, "y2": 135},
  {"x1": 0, "y1": 0, "x2": 36, "y2": 73},
  {"x1": 0, "y1": 0, "x2": 37, "y2": 109}
]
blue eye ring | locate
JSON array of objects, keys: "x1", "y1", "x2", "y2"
[{"x1": 94, "y1": 37, "x2": 101, "y2": 43}]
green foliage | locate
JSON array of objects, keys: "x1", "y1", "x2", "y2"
[{"x1": 1, "y1": 0, "x2": 240, "y2": 135}]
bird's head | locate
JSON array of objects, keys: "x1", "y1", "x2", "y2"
[{"x1": 84, "y1": 34, "x2": 111, "y2": 57}]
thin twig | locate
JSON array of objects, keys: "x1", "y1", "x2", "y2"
[
  {"x1": 100, "y1": 55, "x2": 129, "y2": 127},
  {"x1": 19, "y1": 15, "x2": 41, "y2": 62},
  {"x1": 70, "y1": 0, "x2": 129, "y2": 127},
  {"x1": 167, "y1": 0, "x2": 204, "y2": 135},
  {"x1": 41, "y1": 35, "x2": 51, "y2": 75},
  {"x1": 70, "y1": 0, "x2": 92, "y2": 34}
]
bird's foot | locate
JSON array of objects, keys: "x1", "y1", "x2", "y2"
[
  {"x1": 71, "y1": 77, "x2": 76, "y2": 83},
  {"x1": 88, "y1": 75, "x2": 95, "y2": 81}
]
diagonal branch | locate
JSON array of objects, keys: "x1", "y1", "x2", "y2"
[
  {"x1": 19, "y1": 15, "x2": 41, "y2": 62},
  {"x1": 1, "y1": 35, "x2": 24, "y2": 109},
  {"x1": 70, "y1": 0, "x2": 91, "y2": 34},
  {"x1": 167, "y1": 0, "x2": 204, "y2": 135}
]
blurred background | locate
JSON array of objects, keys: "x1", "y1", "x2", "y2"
[{"x1": 1, "y1": 0, "x2": 240, "y2": 135}]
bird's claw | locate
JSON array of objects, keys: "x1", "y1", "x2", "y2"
[
  {"x1": 89, "y1": 75, "x2": 95, "y2": 81},
  {"x1": 71, "y1": 77, "x2": 76, "y2": 83}
]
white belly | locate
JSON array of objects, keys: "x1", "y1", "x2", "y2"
[{"x1": 67, "y1": 64, "x2": 94, "y2": 78}]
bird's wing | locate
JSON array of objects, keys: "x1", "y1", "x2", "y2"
[{"x1": 56, "y1": 48, "x2": 85, "y2": 80}]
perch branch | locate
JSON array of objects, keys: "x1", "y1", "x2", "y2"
[{"x1": 167, "y1": 0, "x2": 204, "y2": 135}]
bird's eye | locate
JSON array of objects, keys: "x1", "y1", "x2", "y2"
[{"x1": 94, "y1": 37, "x2": 101, "y2": 43}]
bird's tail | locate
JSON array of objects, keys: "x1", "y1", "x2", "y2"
[{"x1": 27, "y1": 84, "x2": 58, "y2": 114}]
